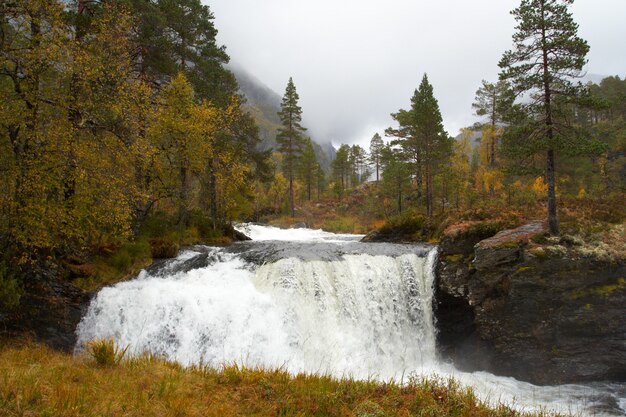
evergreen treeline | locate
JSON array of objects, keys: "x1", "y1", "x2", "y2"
[{"x1": 325, "y1": 0, "x2": 624, "y2": 232}]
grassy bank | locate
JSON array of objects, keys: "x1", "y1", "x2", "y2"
[
  {"x1": 70, "y1": 211, "x2": 239, "y2": 292},
  {"x1": 0, "y1": 341, "x2": 570, "y2": 417}
]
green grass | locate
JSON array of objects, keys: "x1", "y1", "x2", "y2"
[
  {"x1": 0, "y1": 341, "x2": 572, "y2": 417},
  {"x1": 88, "y1": 339, "x2": 129, "y2": 367}
]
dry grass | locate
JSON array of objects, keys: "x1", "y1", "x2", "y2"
[{"x1": 0, "y1": 341, "x2": 571, "y2": 417}]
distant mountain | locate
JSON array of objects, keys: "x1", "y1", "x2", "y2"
[
  {"x1": 230, "y1": 65, "x2": 335, "y2": 172},
  {"x1": 455, "y1": 129, "x2": 482, "y2": 148}
]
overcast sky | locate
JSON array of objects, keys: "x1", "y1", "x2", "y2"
[{"x1": 209, "y1": 0, "x2": 626, "y2": 147}]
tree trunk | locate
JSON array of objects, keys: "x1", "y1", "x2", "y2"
[
  {"x1": 415, "y1": 158, "x2": 423, "y2": 199},
  {"x1": 307, "y1": 176, "x2": 311, "y2": 201},
  {"x1": 132, "y1": 200, "x2": 155, "y2": 237},
  {"x1": 178, "y1": 165, "x2": 189, "y2": 227},
  {"x1": 546, "y1": 149, "x2": 559, "y2": 235},
  {"x1": 289, "y1": 173, "x2": 295, "y2": 218},
  {"x1": 426, "y1": 164, "x2": 433, "y2": 217},
  {"x1": 541, "y1": 4, "x2": 559, "y2": 235},
  {"x1": 397, "y1": 187, "x2": 402, "y2": 214},
  {"x1": 441, "y1": 178, "x2": 446, "y2": 213},
  {"x1": 600, "y1": 153, "x2": 610, "y2": 192},
  {"x1": 208, "y1": 159, "x2": 218, "y2": 230}
]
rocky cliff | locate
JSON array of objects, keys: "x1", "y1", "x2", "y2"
[
  {"x1": 0, "y1": 262, "x2": 89, "y2": 351},
  {"x1": 436, "y1": 221, "x2": 626, "y2": 385}
]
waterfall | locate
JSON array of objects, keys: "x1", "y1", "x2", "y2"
[
  {"x1": 76, "y1": 235, "x2": 438, "y2": 378},
  {"x1": 75, "y1": 224, "x2": 625, "y2": 416}
]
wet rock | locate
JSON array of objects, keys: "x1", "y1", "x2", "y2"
[
  {"x1": 291, "y1": 222, "x2": 308, "y2": 229},
  {"x1": 436, "y1": 221, "x2": 626, "y2": 385},
  {"x1": 222, "y1": 224, "x2": 252, "y2": 241},
  {"x1": 233, "y1": 229, "x2": 252, "y2": 241},
  {"x1": 0, "y1": 263, "x2": 89, "y2": 352}
]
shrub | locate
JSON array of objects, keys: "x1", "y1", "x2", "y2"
[
  {"x1": 123, "y1": 240, "x2": 151, "y2": 259},
  {"x1": 323, "y1": 217, "x2": 356, "y2": 233},
  {"x1": 0, "y1": 262, "x2": 23, "y2": 310},
  {"x1": 149, "y1": 238, "x2": 180, "y2": 259},
  {"x1": 88, "y1": 339, "x2": 129, "y2": 367},
  {"x1": 465, "y1": 221, "x2": 503, "y2": 240},
  {"x1": 110, "y1": 251, "x2": 131, "y2": 272}
]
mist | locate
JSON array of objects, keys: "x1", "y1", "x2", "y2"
[{"x1": 210, "y1": 0, "x2": 626, "y2": 146}]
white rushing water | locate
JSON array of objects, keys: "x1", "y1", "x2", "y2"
[{"x1": 76, "y1": 224, "x2": 625, "y2": 417}]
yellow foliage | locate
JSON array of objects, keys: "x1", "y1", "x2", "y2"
[{"x1": 531, "y1": 176, "x2": 548, "y2": 197}]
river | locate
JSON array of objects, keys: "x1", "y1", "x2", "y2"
[{"x1": 76, "y1": 224, "x2": 625, "y2": 416}]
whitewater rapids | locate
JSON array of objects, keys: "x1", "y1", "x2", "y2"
[{"x1": 76, "y1": 224, "x2": 625, "y2": 416}]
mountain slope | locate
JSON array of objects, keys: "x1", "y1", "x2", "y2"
[{"x1": 230, "y1": 65, "x2": 335, "y2": 171}]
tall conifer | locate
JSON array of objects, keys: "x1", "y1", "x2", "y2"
[
  {"x1": 499, "y1": 0, "x2": 589, "y2": 235},
  {"x1": 277, "y1": 77, "x2": 306, "y2": 217},
  {"x1": 387, "y1": 74, "x2": 451, "y2": 216}
]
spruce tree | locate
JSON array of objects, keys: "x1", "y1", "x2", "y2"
[
  {"x1": 277, "y1": 77, "x2": 306, "y2": 217},
  {"x1": 499, "y1": 0, "x2": 589, "y2": 235}
]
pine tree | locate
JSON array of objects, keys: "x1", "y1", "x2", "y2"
[
  {"x1": 332, "y1": 144, "x2": 351, "y2": 197},
  {"x1": 387, "y1": 74, "x2": 451, "y2": 216},
  {"x1": 315, "y1": 163, "x2": 325, "y2": 200},
  {"x1": 349, "y1": 145, "x2": 368, "y2": 186},
  {"x1": 499, "y1": 0, "x2": 590, "y2": 235},
  {"x1": 472, "y1": 80, "x2": 515, "y2": 170},
  {"x1": 276, "y1": 77, "x2": 306, "y2": 217},
  {"x1": 369, "y1": 133, "x2": 384, "y2": 182},
  {"x1": 380, "y1": 145, "x2": 411, "y2": 214}
]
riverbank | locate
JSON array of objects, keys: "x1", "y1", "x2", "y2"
[
  {"x1": 363, "y1": 203, "x2": 625, "y2": 386},
  {"x1": 0, "y1": 340, "x2": 570, "y2": 417},
  {"x1": 0, "y1": 222, "x2": 250, "y2": 351}
]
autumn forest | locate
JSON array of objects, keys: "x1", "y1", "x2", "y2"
[{"x1": 1, "y1": 0, "x2": 625, "y2": 314}]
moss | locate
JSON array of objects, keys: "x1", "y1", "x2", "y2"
[
  {"x1": 543, "y1": 245, "x2": 568, "y2": 258},
  {"x1": 528, "y1": 247, "x2": 547, "y2": 259},
  {"x1": 570, "y1": 278, "x2": 626, "y2": 300},
  {"x1": 531, "y1": 232, "x2": 550, "y2": 244},
  {"x1": 444, "y1": 254, "x2": 464, "y2": 263},
  {"x1": 577, "y1": 242, "x2": 616, "y2": 263},
  {"x1": 560, "y1": 234, "x2": 584, "y2": 247},
  {"x1": 592, "y1": 277, "x2": 626, "y2": 296},
  {"x1": 499, "y1": 241, "x2": 520, "y2": 249},
  {"x1": 465, "y1": 221, "x2": 503, "y2": 239}
]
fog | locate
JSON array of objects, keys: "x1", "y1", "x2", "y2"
[{"x1": 209, "y1": 0, "x2": 626, "y2": 146}]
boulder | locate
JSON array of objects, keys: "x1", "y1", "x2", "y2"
[{"x1": 436, "y1": 221, "x2": 626, "y2": 385}]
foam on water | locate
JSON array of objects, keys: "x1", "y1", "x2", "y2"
[
  {"x1": 236, "y1": 223, "x2": 363, "y2": 243},
  {"x1": 76, "y1": 224, "x2": 625, "y2": 417}
]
